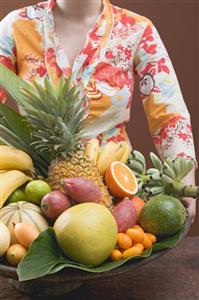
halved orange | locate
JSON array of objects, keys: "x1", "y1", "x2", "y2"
[{"x1": 105, "y1": 161, "x2": 138, "y2": 197}]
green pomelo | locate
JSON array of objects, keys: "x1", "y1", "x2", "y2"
[
  {"x1": 139, "y1": 195, "x2": 186, "y2": 237},
  {"x1": 54, "y1": 203, "x2": 118, "y2": 266}
]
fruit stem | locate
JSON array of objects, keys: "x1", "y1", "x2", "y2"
[{"x1": 165, "y1": 182, "x2": 199, "y2": 198}]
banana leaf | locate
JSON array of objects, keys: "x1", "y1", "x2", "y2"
[
  {"x1": 0, "y1": 65, "x2": 34, "y2": 110},
  {"x1": 0, "y1": 104, "x2": 32, "y2": 144},
  {"x1": 17, "y1": 219, "x2": 188, "y2": 281}
]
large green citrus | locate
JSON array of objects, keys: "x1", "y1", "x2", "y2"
[{"x1": 139, "y1": 194, "x2": 186, "y2": 237}]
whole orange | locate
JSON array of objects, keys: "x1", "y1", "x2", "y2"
[{"x1": 131, "y1": 196, "x2": 145, "y2": 217}]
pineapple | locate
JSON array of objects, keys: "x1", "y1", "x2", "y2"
[
  {"x1": 48, "y1": 151, "x2": 112, "y2": 208},
  {"x1": 0, "y1": 67, "x2": 113, "y2": 209}
]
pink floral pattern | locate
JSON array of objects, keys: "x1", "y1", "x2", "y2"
[
  {"x1": 0, "y1": 0, "x2": 196, "y2": 163},
  {"x1": 139, "y1": 26, "x2": 157, "y2": 55},
  {"x1": 153, "y1": 117, "x2": 195, "y2": 160}
]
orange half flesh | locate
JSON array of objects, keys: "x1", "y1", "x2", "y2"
[{"x1": 105, "y1": 161, "x2": 138, "y2": 198}]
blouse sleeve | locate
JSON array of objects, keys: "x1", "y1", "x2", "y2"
[
  {"x1": 0, "y1": 13, "x2": 17, "y2": 103},
  {"x1": 134, "y1": 21, "x2": 197, "y2": 163}
]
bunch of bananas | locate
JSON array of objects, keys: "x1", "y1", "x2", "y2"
[
  {"x1": 127, "y1": 150, "x2": 198, "y2": 201},
  {"x1": 85, "y1": 139, "x2": 131, "y2": 175},
  {"x1": 0, "y1": 146, "x2": 33, "y2": 208}
]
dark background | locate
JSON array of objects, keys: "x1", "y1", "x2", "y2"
[{"x1": 1, "y1": 0, "x2": 198, "y2": 235}]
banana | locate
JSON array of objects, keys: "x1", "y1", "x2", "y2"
[
  {"x1": 132, "y1": 150, "x2": 146, "y2": 171},
  {"x1": 138, "y1": 181, "x2": 143, "y2": 190},
  {"x1": 150, "y1": 186, "x2": 164, "y2": 196},
  {"x1": 97, "y1": 142, "x2": 118, "y2": 175},
  {"x1": 97, "y1": 141, "x2": 130, "y2": 175},
  {"x1": 132, "y1": 170, "x2": 142, "y2": 178},
  {"x1": 119, "y1": 143, "x2": 131, "y2": 164},
  {"x1": 143, "y1": 185, "x2": 163, "y2": 197},
  {"x1": 113, "y1": 141, "x2": 130, "y2": 160},
  {"x1": 183, "y1": 159, "x2": 195, "y2": 177},
  {"x1": 172, "y1": 158, "x2": 181, "y2": 179},
  {"x1": 164, "y1": 157, "x2": 174, "y2": 169},
  {"x1": 85, "y1": 138, "x2": 99, "y2": 165},
  {"x1": 146, "y1": 168, "x2": 160, "y2": 176},
  {"x1": 140, "y1": 192, "x2": 150, "y2": 201},
  {"x1": 0, "y1": 146, "x2": 34, "y2": 171},
  {"x1": 0, "y1": 170, "x2": 31, "y2": 208},
  {"x1": 128, "y1": 159, "x2": 144, "y2": 175},
  {"x1": 161, "y1": 174, "x2": 174, "y2": 184},
  {"x1": 151, "y1": 172, "x2": 161, "y2": 181},
  {"x1": 143, "y1": 186, "x2": 152, "y2": 193},
  {"x1": 163, "y1": 162, "x2": 176, "y2": 180},
  {"x1": 178, "y1": 157, "x2": 194, "y2": 180},
  {"x1": 150, "y1": 152, "x2": 163, "y2": 172},
  {"x1": 146, "y1": 179, "x2": 163, "y2": 187}
]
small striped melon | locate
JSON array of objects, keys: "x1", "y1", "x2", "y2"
[{"x1": 0, "y1": 201, "x2": 49, "y2": 244}]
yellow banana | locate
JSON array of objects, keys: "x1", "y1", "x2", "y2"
[
  {"x1": 0, "y1": 146, "x2": 34, "y2": 171},
  {"x1": 119, "y1": 143, "x2": 131, "y2": 164},
  {"x1": 0, "y1": 170, "x2": 31, "y2": 208},
  {"x1": 97, "y1": 142, "x2": 118, "y2": 175},
  {"x1": 85, "y1": 139, "x2": 99, "y2": 165},
  {"x1": 97, "y1": 142, "x2": 128, "y2": 175},
  {"x1": 110, "y1": 142, "x2": 129, "y2": 162}
]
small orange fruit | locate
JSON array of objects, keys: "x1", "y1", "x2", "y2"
[
  {"x1": 133, "y1": 243, "x2": 144, "y2": 252},
  {"x1": 145, "y1": 233, "x2": 157, "y2": 244},
  {"x1": 6, "y1": 244, "x2": 27, "y2": 266},
  {"x1": 111, "y1": 249, "x2": 122, "y2": 261},
  {"x1": 142, "y1": 233, "x2": 152, "y2": 249},
  {"x1": 15, "y1": 223, "x2": 39, "y2": 249},
  {"x1": 122, "y1": 245, "x2": 143, "y2": 259},
  {"x1": 132, "y1": 225, "x2": 144, "y2": 233},
  {"x1": 105, "y1": 161, "x2": 138, "y2": 197},
  {"x1": 131, "y1": 196, "x2": 145, "y2": 217},
  {"x1": 126, "y1": 228, "x2": 144, "y2": 243},
  {"x1": 117, "y1": 233, "x2": 133, "y2": 250}
]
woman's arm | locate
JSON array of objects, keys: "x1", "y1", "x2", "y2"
[
  {"x1": 0, "y1": 12, "x2": 17, "y2": 103},
  {"x1": 134, "y1": 20, "x2": 197, "y2": 222}
]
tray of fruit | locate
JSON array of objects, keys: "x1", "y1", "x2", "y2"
[{"x1": 0, "y1": 65, "x2": 197, "y2": 294}]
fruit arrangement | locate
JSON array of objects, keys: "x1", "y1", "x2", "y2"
[{"x1": 0, "y1": 65, "x2": 198, "y2": 281}]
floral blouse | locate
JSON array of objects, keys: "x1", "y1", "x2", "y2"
[{"x1": 0, "y1": 0, "x2": 196, "y2": 162}]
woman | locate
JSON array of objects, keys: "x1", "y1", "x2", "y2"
[{"x1": 0, "y1": 0, "x2": 197, "y2": 222}]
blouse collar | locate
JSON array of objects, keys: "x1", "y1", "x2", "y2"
[{"x1": 44, "y1": 0, "x2": 113, "y2": 83}]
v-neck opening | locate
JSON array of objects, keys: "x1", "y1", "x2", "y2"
[{"x1": 50, "y1": 1, "x2": 107, "y2": 73}]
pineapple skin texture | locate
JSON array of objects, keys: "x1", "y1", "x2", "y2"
[{"x1": 47, "y1": 150, "x2": 113, "y2": 210}]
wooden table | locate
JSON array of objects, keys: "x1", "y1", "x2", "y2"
[{"x1": 1, "y1": 237, "x2": 198, "y2": 300}]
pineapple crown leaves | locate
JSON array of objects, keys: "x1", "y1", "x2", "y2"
[{"x1": 0, "y1": 65, "x2": 89, "y2": 159}]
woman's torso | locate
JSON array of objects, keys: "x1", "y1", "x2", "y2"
[{"x1": 1, "y1": 0, "x2": 151, "y2": 146}]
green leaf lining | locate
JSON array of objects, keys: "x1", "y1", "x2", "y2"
[{"x1": 17, "y1": 220, "x2": 187, "y2": 281}]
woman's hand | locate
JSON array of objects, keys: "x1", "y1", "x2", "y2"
[
  {"x1": 181, "y1": 167, "x2": 197, "y2": 224},
  {"x1": 182, "y1": 197, "x2": 196, "y2": 224}
]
